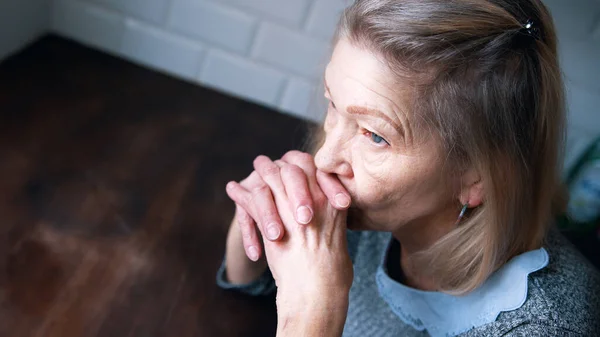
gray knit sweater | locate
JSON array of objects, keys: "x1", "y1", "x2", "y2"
[{"x1": 216, "y1": 228, "x2": 600, "y2": 336}]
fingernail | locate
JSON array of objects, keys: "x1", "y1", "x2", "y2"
[
  {"x1": 335, "y1": 193, "x2": 351, "y2": 208},
  {"x1": 296, "y1": 206, "x2": 313, "y2": 224},
  {"x1": 267, "y1": 224, "x2": 281, "y2": 240},
  {"x1": 248, "y1": 246, "x2": 259, "y2": 261}
]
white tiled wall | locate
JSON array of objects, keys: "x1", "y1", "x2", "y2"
[
  {"x1": 0, "y1": 0, "x2": 50, "y2": 60},
  {"x1": 0, "y1": 0, "x2": 599, "y2": 157},
  {"x1": 49, "y1": 0, "x2": 350, "y2": 121},
  {"x1": 45, "y1": 0, "x2": 600, "y2": 128}
]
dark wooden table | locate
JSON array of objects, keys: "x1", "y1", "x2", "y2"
[{"x1": 0, "y1": 35, "x2": 313, "y2": 337}]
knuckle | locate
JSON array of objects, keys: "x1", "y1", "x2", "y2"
[
  {"x1": 284, "y1": 152, "x2": 316, "y2": 175},
  {"x1": 228, "y1": 186, "x2": 250, "y2": 207},
  {"x1": 285, "y1": 150, "x2": 302, "y2": 157},
  {"x1": 281, "y1": 163, "x2": 302, "y2": 178},
  {"x1": 252, "y1": 157, "x2": 262, "y2": 168},
  {"x1": 297, "y1": 152, "x2": 314, "y2": 164},
  {"x1": 250, "y1": 179, "x2": 266, "y2": 191},
  {"x1": 298, "y1": 193, "x2": 313, "y2": 205},
  {"x1": 244, "y1": 171, "x2": 263, "y2": 188},
  {"x1": 253, "y1": 155, "x2": 269, "y2": 166},
  {"x1": 284, "y1": 150, "x2": 312, "y2": 164},
  {"x1": 282, "y1": 150, "x2": 302, "y2": 162},
  {"x1": 251, "y1": 183, "x2": 269, "y2": 196},
  {"x1": 237, "y1": 208, "x2": 252, "y2": 224},
  {"x1": 254, "y1": 156, "x2": 280, "y2": 179},
  {"x1": 262, "y1": 163, "x2": 280, "y2": 178},
  {"x1": 261, "y1": 208, "x2": 278, "y2": 221},
  {"x1": 242, "y1": 229, "x2": 254, "y2": 241},
  {"x1": 239, "y1": 223, "x2": 252, "y2": 239},
  {"x1": 239, "y1": 190, "x2": 253, "y2": 206}
]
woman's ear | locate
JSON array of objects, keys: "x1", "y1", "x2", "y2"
[{"x1": 460, "y1": 169, "x2": 484, "y2": 208}]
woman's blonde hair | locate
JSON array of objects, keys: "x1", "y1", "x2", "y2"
[{"x1": 328, "y1": 0, "x2": 566, "y2": 294}]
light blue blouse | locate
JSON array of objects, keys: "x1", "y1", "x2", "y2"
[{"x1": 375, "y1": 235, "x2": 549, "y2": 337}]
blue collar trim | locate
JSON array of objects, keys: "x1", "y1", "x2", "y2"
[{"x1": 375, "y1": 235, "x2": 549, "y2": 337}]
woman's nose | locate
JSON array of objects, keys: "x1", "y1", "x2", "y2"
[{"x1": 314, "y1": 136, "x2": 353, "y2": 178}]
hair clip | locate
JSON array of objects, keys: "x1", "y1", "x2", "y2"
[{"x1": 521, "y1": 19, "x2": 541, "y2": 41}]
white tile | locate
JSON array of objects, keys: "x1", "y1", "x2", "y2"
[
  {"x1": 90, "y1": 0, "x2": 170, "y2": 25},
  {"x1": 543, "y1": 0, "x2": 600, "y2": 39},
  {"x1": 167, "y1": 0, "x2": 256, "y2": 54},
  {"x1": 219, "y1": 0, "x2": 311, "y2": 27},
  {"x1": 52, "y1": 0, "x2": 125, "y2": 55},
  {"x1": 199, "y1": 49, "x2": 286, "y2": 107},
  {"x1": 305, "y1": 0, "x2": 350, "y2": 41},
  {"x1": 121, "y1": 20, "x2": 204, "y2": 80},
  {"x1": 279, "y1": 78, "x2": 322, "y2": 121},
  {"x1": 253, "y1": 22, "x2": 331, "y2": 79},
  {"x1": 559, "y1": 39, "x2": 600, "y2": 92}
]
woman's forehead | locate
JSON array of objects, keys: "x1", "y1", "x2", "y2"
[
  {"x1": 328, "y1": 39, "x2": 389, "y2": 86},
  {"x1": 326, "y1": 39, "x2": 406, "y2": 102},
  {"x1": 325, "y1": 39, "x2": 410, "y2": 120}
]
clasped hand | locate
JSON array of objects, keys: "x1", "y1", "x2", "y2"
[{"x1": 226, "y1": 151, "x2": 353, "y2": 319}]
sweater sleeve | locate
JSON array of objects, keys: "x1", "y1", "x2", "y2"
[
  {"x1": 215, "y1": 257, "x2": 276, "y2": 296},
  {"x1": 502, "y1": 323, "x2": 583, "y2": 337}
]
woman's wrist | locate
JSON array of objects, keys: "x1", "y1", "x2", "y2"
[{"x1": 276, "y1": 291, "x2": 349, "y2": 336}]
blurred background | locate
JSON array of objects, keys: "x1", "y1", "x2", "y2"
[{"x1": 0, "y1": 0, "x2": 599, "y2": 158}]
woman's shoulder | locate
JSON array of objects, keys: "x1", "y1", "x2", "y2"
[
  {"x1": 466, "y1": 228, "x2": 600, "y2": 336},
  {"x1": 524, "y1": 229, "x2": 600, "y2": 332}
]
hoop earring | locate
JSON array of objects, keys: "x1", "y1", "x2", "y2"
[{"x1": 455, "y1": 203, "x2": 469, "y2": 226}]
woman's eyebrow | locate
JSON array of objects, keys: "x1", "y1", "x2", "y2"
[
  {"x1": 347, "y1": 105, "x2": 404, "y2": 137},
  {"x1": 324, "y1": 75, "x2": 405, "y2": 137}
]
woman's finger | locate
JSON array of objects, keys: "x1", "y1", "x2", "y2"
[
  {"x1": 281, "y1": 151, "x2": 322, "y2": 202},
  {"x1": 256, "y1": 155, "x2": 314, "y2": 225},
  {"x1": 316, "y1": 170, "x2": 351, "y2": 209},
  {"x1": 226, "y1": 181, "x2": 284, "y2": 241},
  {"x1": 281, "y1": 151, "x2": 317, "y2": 177},
  {"x1": 279, "y1": 163, "x2": 314, "y2": 225},
  {"x1": 235, "y1": 205, "x2": 262, "y2": 261},
  {"x1": 239, "y1": 170, "x2": 264, "y2": 190},
  {"x1": 281, "y1": 151, "x2": 350, "y2": 210},
  {"x1": 253, "y1": 156, "x2": 286, "y2": 195}
]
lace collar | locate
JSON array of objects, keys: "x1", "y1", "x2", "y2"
[{"x1": 375, "y1": 234, "x2": 549, "y2": 337}]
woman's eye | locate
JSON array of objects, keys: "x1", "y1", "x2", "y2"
[{"x1": 367, "y1": 131, "x2": 389, "y2": 146}]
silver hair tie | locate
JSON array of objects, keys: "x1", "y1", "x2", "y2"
[{"x1": 521, "y1": 19, "x2": 541, "y2": 40}]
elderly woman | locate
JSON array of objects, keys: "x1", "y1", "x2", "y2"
[{"x1": 217, "y1": 0, "x2": 600, "y2": 336}]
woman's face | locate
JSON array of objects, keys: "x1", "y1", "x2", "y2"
[{"x1": 315, "y1": 38, "x2": 458, "y2": 231}]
